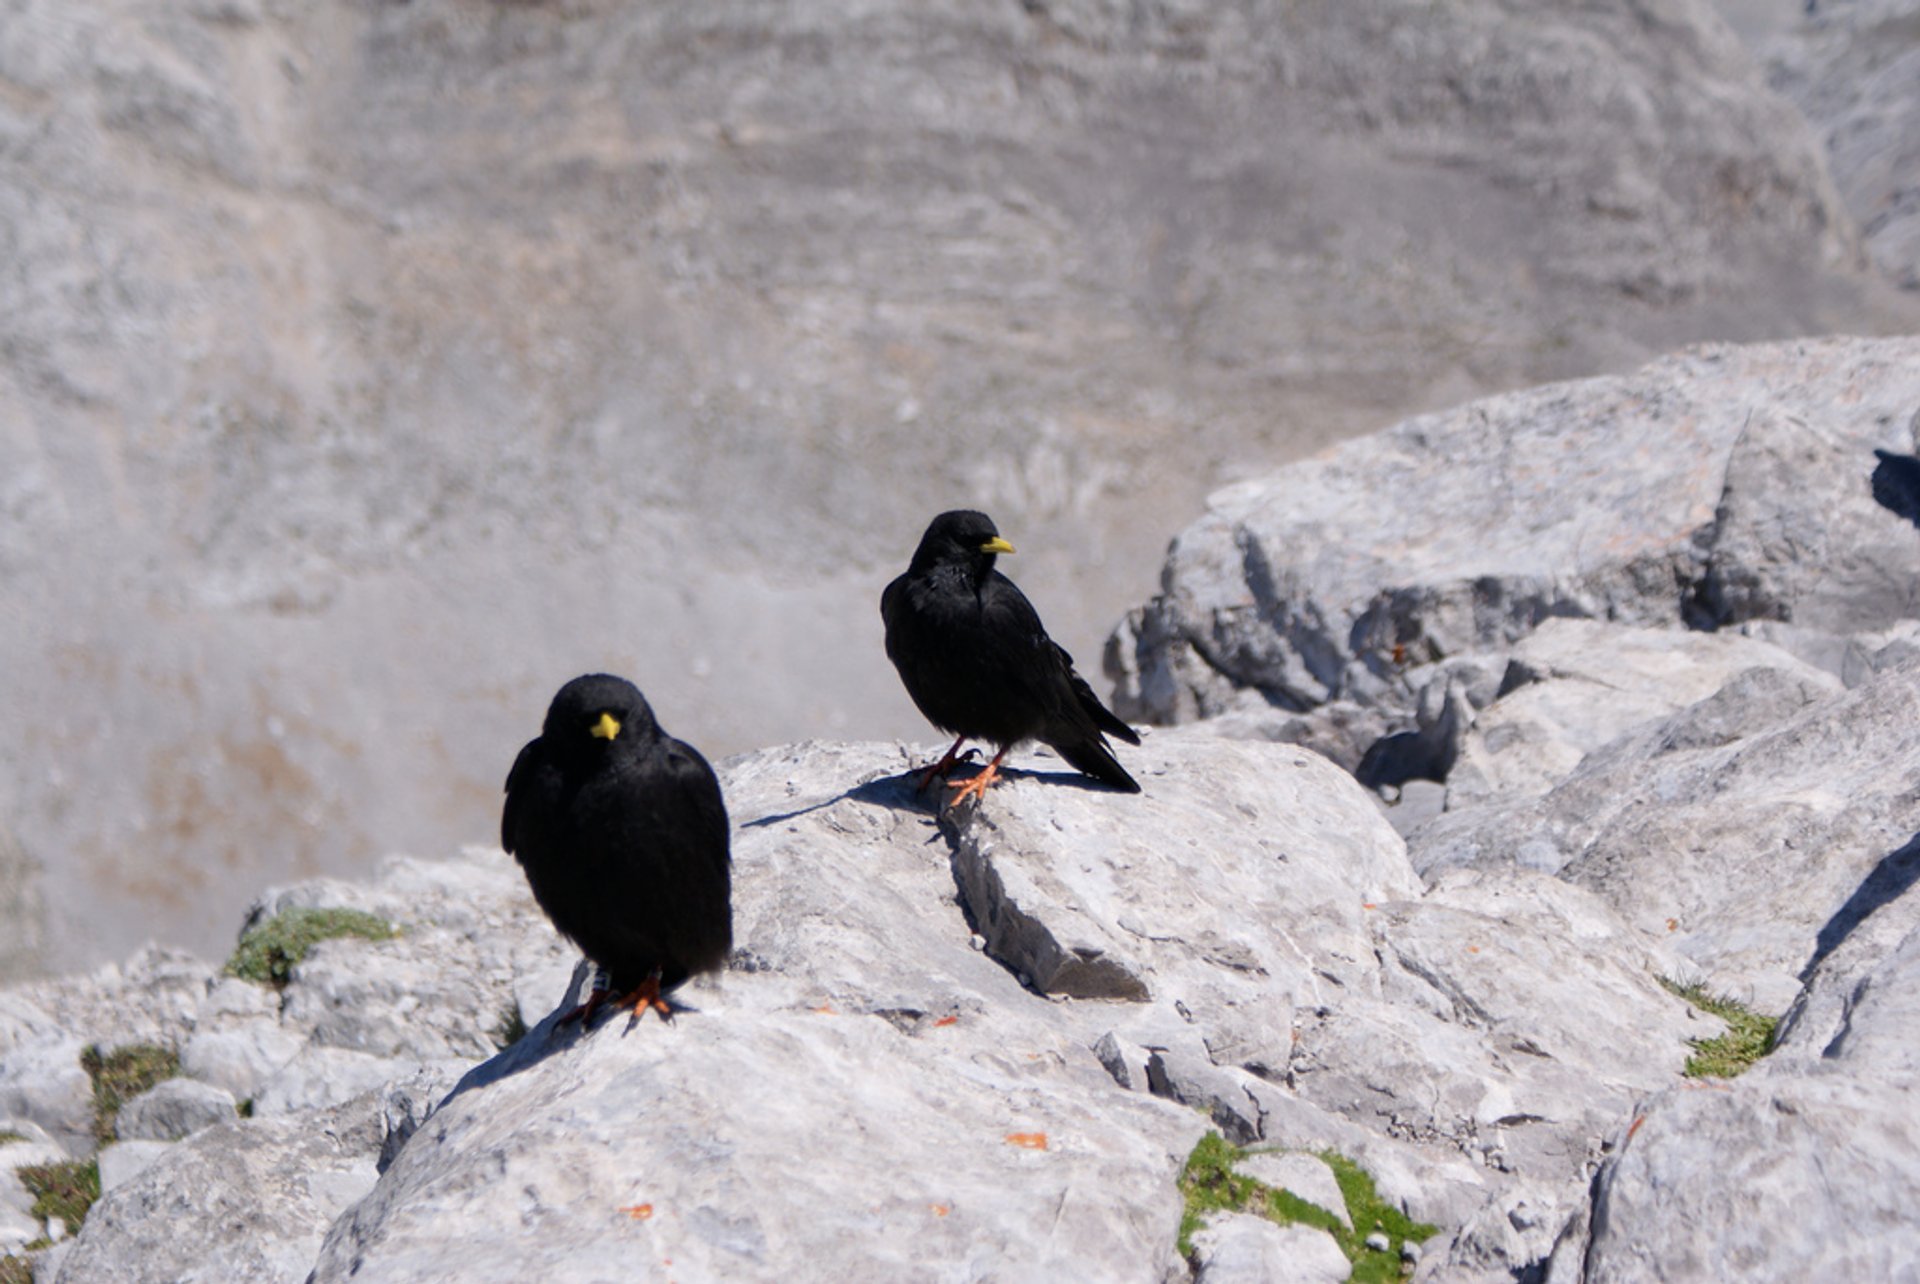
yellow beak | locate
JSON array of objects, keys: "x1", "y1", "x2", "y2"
[
  {"x1": 590, "y1": 712, "x2": 621, "y2": 741},
  {"x1": 981, "y1": 536, "x2": 1015, "y2": 555}
]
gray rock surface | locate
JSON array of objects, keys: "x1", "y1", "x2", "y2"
[
  {"x1": 52, "y1": 1102, "x2": 381, "y2": 1284},
  {"x1": 1558, "y1": 918, "x2": 1920, "y2": 1283},
  {"x1": 0, "y1": 1039, "x2": 92, "y2": 1158},
  {"x1": 8, "y1": 0, "x2": 1919, "y2": 978},
  {"x1": 114, "y1": 1077, "x2": 238, "y2": 1142},
  {"x1": 1111, "y1": 337, "x2": 1920, "y2": 727},
  {"x1": 1416, "y1": 655, "x2": 1920, "y2": 1011},
  {"x1": 1730, "y1": 0, "x2": 1920, "y2": 288},
  {"x1": 1234, "y1": 1151, "x2": 1352, "y2": 1230},
  {"x1": 1442, "y1": 619, "x2": 1839, "y2": 809},
  {"x1": 95, "y1": 1140, "x2": 173, "y2": 1195},
  {"x1": 1192, "y1": 1213, "x2": 1352, "y2": 1284}
]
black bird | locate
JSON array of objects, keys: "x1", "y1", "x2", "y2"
[
  {"x1": 882, "y1": 509, "x2": 1142, "y2": 803},
  {"x1": 502, "y1": 674, "x2": 732, "y2": 1023},
  {"x1": 1872, "y1": 449, "x2": 1920, "y2": 530}
]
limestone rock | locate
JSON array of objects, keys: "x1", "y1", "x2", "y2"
[
  {"x1": 1442, "y1": 619, "x2": 1838, "y2": 808},
  {"x1": 1733, "y1": 0, "x2": 1920, "y2": 288},
  {"x1": 51, "y1": 1102, "x2": 381, "y2": 1284},
  {"x1": 1234, "y1": 1151, "x2": 1352, "y2": 1230},
  {"x1": 0, "y1": 1039, "x2": 92, "y2": 1158},
  {"x1": 1192, "y1": 1213, "x2": 1351, "y2": 1284},
  {"x1": 309, "y1": 742, "x2": 1211, "y2": 1283},
  {"x1": 114, "y1": 1078, "x2": 238, "y2": 1142},
  {"x1": 1413, "y1": 656, "x2": 1920, "y2": 1010},
  {"x1": 1111, "y1": 338, "x2": 1920, "y2": 726},
  {"x1": 95, "y1": 1139, "x2": 173, "y2": 1195}
]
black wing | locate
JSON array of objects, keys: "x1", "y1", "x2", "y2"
[{"x1": 501, "y1": 738, "x2": 546, "y2": 854}]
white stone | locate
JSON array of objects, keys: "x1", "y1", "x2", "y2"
[
  {"x1": 115, "y1": 1078, "x2": 239, "y2": 1141},
  {"x1": 96, "y1": 1140, "x2": 174, "y2": 1194},
  {"x1": 1192, "y1": 1213, "x2": 1351, "y2": 1284},
  {"x1": 1236, "y1": 1151, "x2": 1352, "y2": 1229}
]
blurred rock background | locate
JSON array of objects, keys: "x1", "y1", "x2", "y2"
[{"x1": 3, "y1": 0, "x2": 1918, "y2": 973}]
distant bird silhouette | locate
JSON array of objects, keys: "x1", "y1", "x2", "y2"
[
  {"x1": 882, "y1": 509, "x2": 1141, "y2": 804},
  {"x1": 503, "y1": 674, "x2": 731, "y2": 1024},
  {"x1": 1872, "y1": 449, "x2": 1920, "y2": 530}
]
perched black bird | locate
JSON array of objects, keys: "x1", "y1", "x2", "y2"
[
  {"x1": 882, "y1": 509, "x2": 1142, "y2": 802},
  {"x1": 1872, "y1": 449, "x2": 1920, "y2": 530},
  {"x1": 502, "y1": 674, "x2": 731, "y2": 1023}
]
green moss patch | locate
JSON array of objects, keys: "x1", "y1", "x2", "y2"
[
  {"x1": 225, "y1": 906, "x2": 397, "y2": 987},
  {"x1": 1659, "y1": 978, "x2": 1778, "y2": 1078},
  {"x1": 18, "y1": 1158, "x2": 100, "y2": 1238},
  {"x1": 1177, "y1": 1133, "x2": 1438, "y2": 1279},
  {"x1": 81, "y1": 1043, "x2": 180, "y2": 1145},
  {"x1": 0, "y1": 1129, "x2": 26, "y2": 1145}
]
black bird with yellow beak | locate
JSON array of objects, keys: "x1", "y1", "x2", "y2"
[
  {"x1": 882, "y1": 509, "x2": 1141, "y2": 803},
  {"x1": 503, "y1": 673, "x2": 732, "y2": 1024}
]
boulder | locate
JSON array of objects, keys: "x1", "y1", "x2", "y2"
[
  {"x1": 0, "y1": 1039, "x2": 92, "y2": 1158},
  {"x1": 50, "y1": 1102, "x2": 381, "y2": 1284},
  {"x1": 1234, "y1": 1151, "x2": 1352, "y2": 1230},
  {"x1": 1192, "y1": 1213, "x2": 1351, "y2": 1284},
  {"x1": 1414, "y1": 656, "x2": 1920, "y2": 1011},
  {"x1": 1561, "y1": 921, "x2": 1920, "y2": 1282},
  {"x1": 114, "y1": 1078, "x2": 239, "y2": 1142},
  {"x1": 1442, "y1": 619, "x2": 1838, "y2": 809},
  {"x1": 1110, "y1": 337, "x2": 1920, "y2": 726}
]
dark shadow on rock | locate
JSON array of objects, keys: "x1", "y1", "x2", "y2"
[
  {"x1": 1802, "y1": 832, "x2": 1920, "y2": 979},
  {"x1": 1871, "y1": 449, "x2": 1920, "y2": 529},
  {"x1": 743, "y1": 769, "x2": 925, "y2": 827},
  {"x1": 439, "y1": 992, "x2": 591, "y2": 1110}
]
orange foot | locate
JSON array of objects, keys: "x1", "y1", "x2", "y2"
[
  {"x1": 915, "y1": 734, "x2": 974, "y2": 793},
  {"x1": 612, "y1": 972, "x2": 675, "y2": 1024},
  {"x1": 946, "y1": 749, "x2": 1009, "y2": 809}
]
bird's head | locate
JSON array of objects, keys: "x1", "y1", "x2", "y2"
[
  {"x1": 542, "y1": 673, "x2": 660, "y2": 766},
  {"x1": 910, "y1": 509, "x2": 1015, "y2": 579}
]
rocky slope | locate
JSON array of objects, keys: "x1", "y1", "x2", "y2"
[
  {"x1": 8, "y1": 0, "x2": 1920, "y2": 975},
  {"x1": 5, "y1": 333, "x2": 1920, "y2": 1281},
  {"x1": 1718, "y1": 0, "x2": 1920, "y2": 289}
]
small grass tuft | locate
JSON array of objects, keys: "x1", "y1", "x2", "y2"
[
  {"x1": 1659, "y1": 978, "x2": 1779, "y2": 1078},
  {"x1": 225, "y1": 906, "x2": 397, "y2": 987},
  {"x1": 1319, "y1": 1151, "x2": 1439, "y2": 1283},
  {"x1": 0, "y1": 1254, "x2": 32, "y2": 1284},
  {"x1": 80, "y1": 1043, "x2": 180, "y2": 1145},
  {"x1": 492, "y1": 1004, "x2": 529, "y2": 1051},
  {"x1": 0, "y1": 1129, "x2": 27, "y2": 1145},
  {"x1": 1176, "y1": 1133, "x2": 1437, "y2": 1278},
  {"x1": 1176, "y1": 1132, "x2": 1258, "y2": 1256},
  {"x1": 18, "y1": 1158, "x2": 100, "y2": 1238}
]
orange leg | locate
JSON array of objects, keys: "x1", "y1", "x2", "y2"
[
  {"x1": 557, "y1": 985, "x2": 613, "y2": 1026},
  {"x1": 946, "y1": 746, "x2": 1009, "y2": 808},
  {"x1": 915, "y1": 734, "x2": 972, "y2": 793},
  {"x1": 612, "y1": 972, "x2": 675, "y2": 1023}
]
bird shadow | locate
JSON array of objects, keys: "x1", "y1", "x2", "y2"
[
  {"x1": 740, "y1": 770, "x2": 927, "y2": 828},
  {"x1": 434, "y1": 964, "x2": 701, "y2": 1113},
  {"x1": 742, "y1": 761, "x2": 1132, "y2": 831},
  {"x1": 1800, "y1": 831, "x2": 1920, "y2": 981}
]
